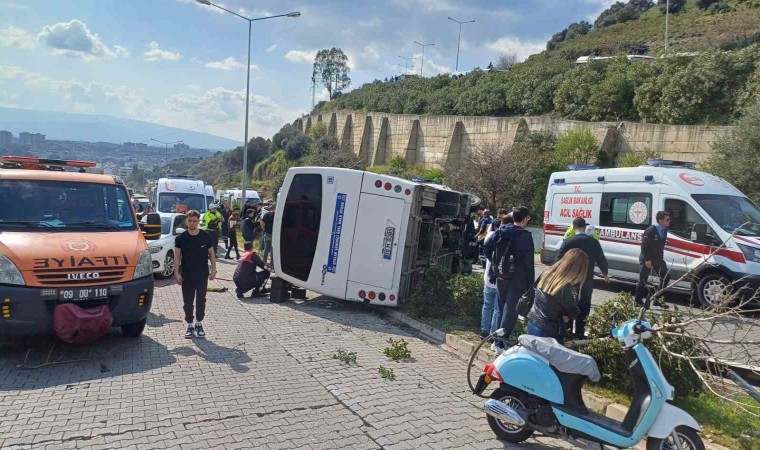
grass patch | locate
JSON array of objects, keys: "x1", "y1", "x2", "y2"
[
  {"x1": 383, "y1": 338, "x2": 412, "y2": 361},
  {"x1": 332, "y1": 349, "x2": 357, "y2": 365},
  {"x1": 378, "y1": 366, "x2": 396, "y2": 381},
  {"x1": 584, "y1": 385, "x2": 759, "y2": 449}
]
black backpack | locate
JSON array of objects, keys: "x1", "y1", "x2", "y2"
[{"x1": 491, "y1": 231, "x2": 517, "y2": 281}]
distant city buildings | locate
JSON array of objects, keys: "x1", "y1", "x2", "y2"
[
  {"x1": 19, "y1": 132, "x2": 45, "y2": 146},
  {"x1": 118, "y1": 166, "x2": 134, "y2": 177},
  {"x1": 174, "y1": 142, "x2": 190, "y2": 151},
  {"x1": 0, "y1": 130, "x2": 11, "y2": 149},
  {"x1": 123, "y1": 142, "x2": 148, "y2": 150}
]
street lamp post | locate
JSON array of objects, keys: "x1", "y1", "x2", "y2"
[
  {"x1": 150, "y1": 138, "x2": 183, "y2": 168},
  {"x1": 413, "y1": 41, "x2": 435, "y2": 77},
  {"x1": 447, "y1": 17, "x2": 475, "y2": 72},
  {"x1": 398, "y1": 55, "x2": 415, "y2": 75},
  {"x1": 196, "y1": 0, "x2": 300, "y2": 204},
  {"x1": 664, "y1": 0, "x2": 670, "y2": 51}
]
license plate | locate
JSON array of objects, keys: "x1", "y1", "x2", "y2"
[{"x1": 58, "y1": 287, "x2": 110, "y2": 301}]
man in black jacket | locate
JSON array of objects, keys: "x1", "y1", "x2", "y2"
[
  {"x1": 489, "y1": 206, "x2": 535, "y2": 349},
  {"x1": 555, "y1": 217, "x2": 609, "y2": 338},
  {"x1": 635, "y1": 211, "x2": 671, "y2": 306}
]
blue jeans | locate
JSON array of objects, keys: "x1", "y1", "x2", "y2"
[
  {"x1": 481, "y1": 285, "x2": 499, "y2": 335},
  {"x1": 527, "y1": 321, "x2": 564, "y2": 345}
]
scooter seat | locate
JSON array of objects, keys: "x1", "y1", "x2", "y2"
[{"x1": 518, "y1": 335, "x2": 601, "y2": 382}]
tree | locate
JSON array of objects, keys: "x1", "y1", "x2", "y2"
[
  {"x1": 554, "y1": 129, "x2": 602, "y2": 166},
  {"x1": 706, "y1": 99, "x2": 760, "y2": 204},
  {"x1": 285, "y1": 134, "x2": 309, "y2": 160},
  {"x1": 444, "y1": 141, "x2": 517, "y2": 209},
  {"x1": 565, "y1": 21, "x2": 592, "y2": 41},
  {"x1": 658, "y1": 0, "x2": 686, "y2": 14},
  {"x1": 595, "y1": 1, "x2": 654, "y2": 28},
  {"x1": 313, "y1": 48, "x2": 351, "y2": 100},
  {"x1": 494, "y1": 53, "x2": 517, "y2": 71}
]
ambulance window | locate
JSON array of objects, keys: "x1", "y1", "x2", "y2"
[
  {"x1": 600, "y1": 193, "x2": 652, "y2": 230},
  {"x1": 665, "y1": 199, "x2": 713, "y2": 241},
  {"x1": 280, "y1": 174, "x2": 322, "y2": 282}
]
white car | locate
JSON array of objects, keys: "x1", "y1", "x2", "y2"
[{"x1": 147, "y1": 213, "x2": 186, "y2": 279}]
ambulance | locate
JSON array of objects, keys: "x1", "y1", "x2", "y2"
[
  {"x1": 541, "y1": 160, "x2": 760, "y2": 307},
  {"x1": 152, "y1": 175, "x2": 207, "y2": 216},
  {"x1": 0, "y1": 156, "x2": 157, "y2": 336}
]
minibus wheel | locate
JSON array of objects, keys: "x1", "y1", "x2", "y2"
[{"x1": 697, "y1": 273, "x2": 732, "y2": 308}]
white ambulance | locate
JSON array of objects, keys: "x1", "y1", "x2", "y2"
[
  {"x1": 151, "y1": 175, "x2": 207, "y2": 217},
  {"x1": 541, "y1": 160, "x2": 760, "y2": 307},
  {"x1": 271, "y1": 167, "x2": 473, "y2": 306}
]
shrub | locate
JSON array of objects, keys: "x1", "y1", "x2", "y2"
[
  {"x1": 705, "y1": 99, "x2": 760, "y2": 204},
  {"x1": 616, "y1": 148, "x2": 662, "y2": 167},
  {"x1": 579, "y1": 292, "x2": 704, "y2": 396},
  {"x1": 406, "y1": 265, "x2": 453, "y2": 318},
  {"x1": 449, "y1": 273, "x2": 484, "y2": 320},
  {"x1": 595, "y1": 0, "x2": 654, "y2": 29},
  {"x1": 658, "y1": 0, "x2": 686, "y2": 14},
  {"x1": 554, "y1": 128, "x2": 602, "y2": 166},
  {"x1": 384, "y1": 338, "x2": 412, "y2": 361}
]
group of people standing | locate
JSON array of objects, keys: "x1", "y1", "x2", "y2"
[{"x1": 479, "y1": 206, "x2": 672, "y2": 349}]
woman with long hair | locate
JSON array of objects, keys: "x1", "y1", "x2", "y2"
[{"x1": 526, "y1": 248, "x2": 589, "y2": 344}]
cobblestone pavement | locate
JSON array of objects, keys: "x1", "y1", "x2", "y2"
[{"x1": 0, "y1": 257, "x2": 570, "y2": 450}]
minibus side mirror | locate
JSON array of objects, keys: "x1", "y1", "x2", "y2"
[
  {"x1": 691, "y1": 223, "x2": 708, "y2": 243},
  {"x1": 141, "y1": 213, "x2": 162, "y2": 241}
]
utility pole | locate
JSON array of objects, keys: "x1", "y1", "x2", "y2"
[
  {"x1": 398, "y1": 55, "x2": 415, "y2": 75},
  {"x1": 664, "y1": 0, "x2": 670, "y2": 51},
  {"x1": 447, "y1": 17, "x2": 475, "y2": 72},
  {"x1": 413, "y1": 41, "x2": 435, "y2": 77}
]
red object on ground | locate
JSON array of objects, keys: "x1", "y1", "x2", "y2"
[{"x1": 53, "y1": 303, "x2": 113, "y2": 344}]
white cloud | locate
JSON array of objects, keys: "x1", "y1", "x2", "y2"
[
  {"x1": 390, "y1": 0, "x2": 457, "y2": 12},
  {"x1": 0, "y1": 2, "x2": 29, "y2": 9},
  {"x1": 204, "y1": 57, "x2": 259, "y2": 71},
  {"x1": 37, "y1": 19, "x2": 121, "y2": 60},
  {"x1": 265, "y1": 44, "x2": 277, "y2": 53},
  {"x1": 347, "y1": 45, "x2": 380, "y2": 71},
  {"x1": 113, "y1": 45, "x2": 130, "y2": 58},
  {"x1": 284, "y1": 50, "x2": 316, "y2": 64},
  {"x1": 410, "y1": 54, "x2": 452, "y2": 77},
  {"x1": 0, "y1": 26, "x2": 36, "y2": 49},
  {"x1": 175, "y1": 0, "x2": 225, "y2": 14},
  {"x1": 143, "y1": 41, "x2": 181, "y2": 62},
  {"x1": 486, "y1": 36, "x2": 546, "y2": 62}
]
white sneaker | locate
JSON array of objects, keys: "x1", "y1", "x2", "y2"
[{"x1": 195, "y1": 321, "x2": 205, "y2": 338}]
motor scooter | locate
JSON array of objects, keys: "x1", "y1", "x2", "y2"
[{"x1": 470, "y1": 305, "x2": 705, "y2": 450}]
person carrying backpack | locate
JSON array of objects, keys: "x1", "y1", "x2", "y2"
[{"x1": 489, "y1": 206, "x2": 535, "y2": 350}]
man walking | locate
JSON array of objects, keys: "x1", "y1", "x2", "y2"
[
  {"x1": 555, "y1": 217, "x2": 609, "y2": 338},
  {"x1": 259, "y1": 205, "x2": 275, "y2": 266},
  {"x1": 225, "y1": 207, "x2": 241, "y2": 260},
  {"x1": 490, "y1": 206, "x2": 535, "y2": 349},
  {"x1": 201, "y1": 203, "x2": 223, "y2": 255},
  {"x1": 174, "y1": 210, "x2": 217, "y2": 339},
  {"x1": 635, "y1": 211, "x2": 671, "y2": 306}
]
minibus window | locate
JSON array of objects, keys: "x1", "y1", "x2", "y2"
[
  {"x1": 280, "y1": 174, "x2": 322, "y2": 281},
  {"x1": 692, "y1": 194, "x2": 760, "y2": 237},
  {"x1": 664, "y1": 198, "x2": 715, "y2": 242},
  {"x1": 600, "y1": 193, "x2": 652, "y2": 230}
]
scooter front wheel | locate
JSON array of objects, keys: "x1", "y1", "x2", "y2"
[
  {"x1": 486, "y1": 387, "x2": 534, "y2": 443},
  {"x1": 646, "y1": 426, "x2": 705, "y2": 450}
]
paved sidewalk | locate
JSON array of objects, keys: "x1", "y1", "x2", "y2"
[{"x1": 0, "y1": 257, "x2": 569, "y2": 449}]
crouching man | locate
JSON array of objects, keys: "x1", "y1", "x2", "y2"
[{"x1": 233, "y1": 242, "x2": 273, "y2": 298}]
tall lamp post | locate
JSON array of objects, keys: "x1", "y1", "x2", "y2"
[
  {"x1": 150, "y1": 138, "x2": 183, "y2": 168},
  {"x1": 398, "y1": 55, "x2": 415, "y2": 75},
  {"x1": 196, "y1": 0, "x2": 300, "y2": 204},
  {"x1": 446, "y1": 17, "x2": 475, "y2": 72},
  {"x1": 664, "y1": 0, "x2": 670, "y2": 51},
  {"x1": 413, "y1": 41, "x2": 435, "y2": 77}
]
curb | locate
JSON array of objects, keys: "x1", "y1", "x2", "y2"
[{"x1": 379, "y1": 308, "x2": 730, "y2": 450}]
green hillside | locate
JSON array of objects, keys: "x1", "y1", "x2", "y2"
[{"x1": 323, "y1": 0, "x2": 760, "y2": 125}]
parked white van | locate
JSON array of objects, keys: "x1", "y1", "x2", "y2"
[{"x1": 541, "y1": 160, "x2": 760, "y2": 307}]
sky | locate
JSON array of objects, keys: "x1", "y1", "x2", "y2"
[{"x1": 0, "y1": 0, "x2": 615, "y2": 144}]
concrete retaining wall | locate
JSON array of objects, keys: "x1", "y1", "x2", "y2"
[{"x1": 293, "y1": 110, "x2": 733, "y2": 168}]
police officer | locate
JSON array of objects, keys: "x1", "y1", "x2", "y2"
[
  {"x1": 201, "y1": 203, "x2": 223, "y2": 255},
  {"x1": 635, "y1": 211, "x2": 671, "y2": 306}
]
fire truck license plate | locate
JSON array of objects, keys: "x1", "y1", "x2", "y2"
[{"x1": 58, "y1": 287, "x2": 110, "y2": 301}]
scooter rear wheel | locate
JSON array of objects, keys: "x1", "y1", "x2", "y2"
[
  {"x1": 646, "y1": 426, "x2": 705, "y2": 450},
  {"x1": 486, "y1": 387, "x2": 534, "y2": 443}
]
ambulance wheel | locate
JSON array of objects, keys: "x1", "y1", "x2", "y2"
[
  {"x1": 646, "y1": 426, "x2": 705, "y2": 450},
  {"x1": 486, "y1": 387, "x2": 534, "y2": 443},
  {"x1": 697, "y1": 272, "x2": 732, "y2": 308},
  {"x1": 121, "y1": 318, "x2": 147, "y2": 337}
]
